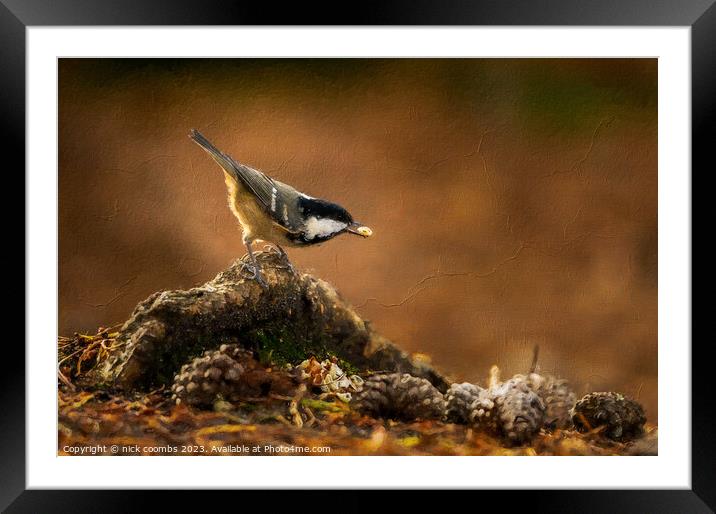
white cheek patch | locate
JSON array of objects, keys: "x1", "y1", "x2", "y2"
[
  {"x1": 271, "y1": 187, "x2": 277, "y2": 212},
  {"x1": 304, "y1": 216, "x2": 347, "y2": 240}
]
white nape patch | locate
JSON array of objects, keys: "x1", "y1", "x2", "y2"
[
  {"x1": 271, "y1": 187, "x2": 277, "y2": 212},
  {"x1": 303, "y1": 216, "x2": 347, "y2": 240}
]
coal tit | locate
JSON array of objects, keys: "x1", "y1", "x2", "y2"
[{"x1": 190, "y1": 129, "x2": 372, "y2": 286}]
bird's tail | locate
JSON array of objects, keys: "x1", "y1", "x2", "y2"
[{"x1": 189, "y1": 129, "x2": 239, "y2": 179}]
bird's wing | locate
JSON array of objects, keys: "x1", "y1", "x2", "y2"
[
  {"x1": 190, "y1": 129, "x2": 304, "y2": 233},
  {"x1": 228, "y1": 159, "x2": 278, "y2": 211},
  {"x1": 266, "y1": 180, "x2": 312, "y2": 234}
]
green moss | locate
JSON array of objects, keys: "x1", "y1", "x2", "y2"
[
  {"x1": 250, "y1": 326, "x2": 330, "y2": 367},
  {"x1": 153, "y1": 332, "x2": 237, "y2": 386},
  {"x1": 336, "y1": 358, "x2": 361, "y2": 376},
  {"x1": 300, "y1": 398, "x2": 346, "y2": 413},
  {"x1": 148, "y1": 323, "x2": 362, "y2": 388}
]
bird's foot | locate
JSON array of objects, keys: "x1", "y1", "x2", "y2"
[
  {"x1": 238, "y1": 261, "x2": 268, "y2": 289},
  {"x1": 261, "y1": 244, "x2": 295, "y2": 274}
]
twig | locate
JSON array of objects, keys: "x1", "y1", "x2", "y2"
[{"x1": 529, "y1": 345, "x2": 540, "y2": 374}]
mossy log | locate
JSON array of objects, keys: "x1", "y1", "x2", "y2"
[{"x1": 91, "y1": 251, "x2": 449, "y2": 392}]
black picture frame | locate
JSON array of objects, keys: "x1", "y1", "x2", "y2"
[{"x1": 1, "y1": 1, "x2": 706, "y2": 511}]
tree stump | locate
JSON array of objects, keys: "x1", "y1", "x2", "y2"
[{"x1": 91, "y1": 251, "x2": 450, "y2": 392}]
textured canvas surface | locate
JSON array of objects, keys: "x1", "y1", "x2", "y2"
[{"x1": 58, "y1": 58, "x2": 657, "y2": 416}]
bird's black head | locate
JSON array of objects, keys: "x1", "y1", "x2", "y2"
[
  {"x1": 293, "y1": 196, "x2": 372, "y2": 245},
  {"x1": 300, "y1": 197, "x2": 353, "y2": 224}
]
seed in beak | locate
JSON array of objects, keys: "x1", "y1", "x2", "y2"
[{"x1": 356, "y1": 226, "x2": 372, "y2": 237}]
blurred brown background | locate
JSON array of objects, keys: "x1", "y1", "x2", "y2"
[{"x1": 59, "y1": 59, "x2": 657, "y2": 416}]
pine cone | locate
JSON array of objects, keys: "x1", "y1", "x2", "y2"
[
  {"x1": 472, "y1": 376, "x2": 546, "y2": 445},
  {"x1": 444, "y1": 382, "x2": 486, "y2": 423},
  {"x1": 171, "y1": 344, "x2": 294, "y2": 407},
  {"x1": 571, "y1": 392, "x2": 646, "y2": 441},
  {"x1": 352, "y1": 372, "x2": 446, "y2": 421},
  {"x1": 521, "y1": 373, "x2": 576, "y2": 429}
]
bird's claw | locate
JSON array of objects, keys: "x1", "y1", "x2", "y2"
[
  {"x1": 261, "y1": 244, "x2": 295, "y2": 274},
  {"x1": 262, "y1": 244, "x2": 282, "y2": 257},
  {"x1": 238, "y1": 261, "x2": 269, "y2": 289}
]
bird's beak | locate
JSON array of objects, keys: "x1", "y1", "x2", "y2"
[{"x1": 347, "y1": 222, "x2": 373, "y2": 238}]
